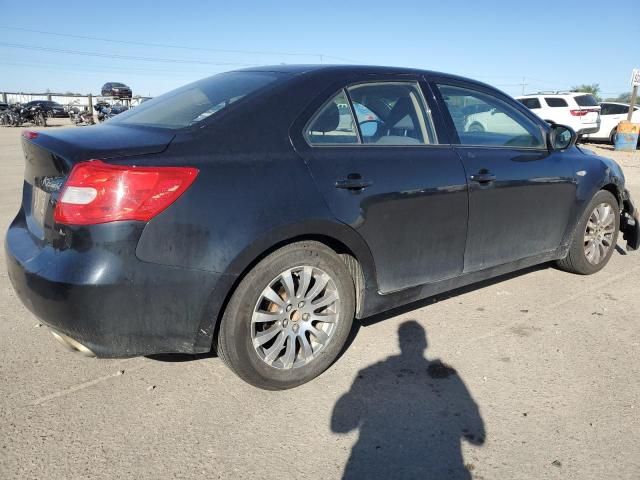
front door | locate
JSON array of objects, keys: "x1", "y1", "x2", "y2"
[
  {"x1": 295, "y1": 80, "x2": 469, "y2": 293},
  {"x1": 433, "y1": 81, "x2": 577, "y2": 272}
]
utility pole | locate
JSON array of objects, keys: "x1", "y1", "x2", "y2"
[
  {"x1": 520, "y1": 77, "x2": 527, "y2": 95},
  {"x1": 629, "y1": 69, "x2": 640, "y2": 121}
]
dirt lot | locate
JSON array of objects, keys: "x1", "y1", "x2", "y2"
[{"x1": 1, "y1": 121, "x2": 639, "y2": 479}]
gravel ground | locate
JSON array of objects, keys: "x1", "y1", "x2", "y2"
[{"x1": 1, "y1": 121, "x2": 639, "y2": 479}]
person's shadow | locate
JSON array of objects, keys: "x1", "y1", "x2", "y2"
[{"x1": 331, "y1": 320, "x2": 485, "y2": 479}]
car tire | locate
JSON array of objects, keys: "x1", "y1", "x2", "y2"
[
  {"x1": 216, "y1": 241, "x2": 355, "y2": 390},
  {"x1": 610, "y1": 128, "x2": 617, "y2": 145},
  {"x1": 556, "y1": 190, "x2": 620, "y2": 275}
]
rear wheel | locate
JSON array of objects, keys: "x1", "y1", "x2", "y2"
[
  {"x1": 556, "y1": 190, "x2": 619, "y2": 274},
  {"x1": 217, "y1": 241, "x2": 355, "y2": 389}
]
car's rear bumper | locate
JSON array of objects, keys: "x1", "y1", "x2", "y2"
[
  {"x1": 5, "y1": 212, "x2": 228, "y2": 357},
  {"x1": 576, "y1": 124, "x2": 600, "y2": 135}
]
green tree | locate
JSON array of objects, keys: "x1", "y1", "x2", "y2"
[
  {"x1": 605, "y1": 92, "x2": 632, "y2": 103},
  {"x1": 571, "y1": 83, "x2": 601, "y2": 101}
]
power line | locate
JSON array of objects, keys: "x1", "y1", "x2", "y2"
[
  {"x1": 0, "y1": 25, "x2": 358, "y2": 63},
  {"x1": 0, "y1": 42, "x2": 260, "y2": 66}
]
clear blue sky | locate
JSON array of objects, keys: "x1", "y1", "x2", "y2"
[{"x1": 1, "y1": 0, "x2": 638, "y2": 98}]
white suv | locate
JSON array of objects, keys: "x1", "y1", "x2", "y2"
[
  {"x1": 584, "y1": 102, "x2": 640, "y2": 143},
  {"x1": 516, "y1": 92, "x2": 601, "y2": 135}
]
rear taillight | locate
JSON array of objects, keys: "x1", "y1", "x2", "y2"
[
  {"x1": 570, "y1": 109, "x2": 588, "y2": 117},
  {"x1": 22, "y1": 130, "x2": 39, "y2": 140},
  {"x1": 54, "y1": 160, "x2": 198, "y2": 225}
]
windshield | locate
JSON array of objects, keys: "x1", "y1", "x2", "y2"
[{"x1": 109, "y1": 71, "x2": 282, "y2": 129}]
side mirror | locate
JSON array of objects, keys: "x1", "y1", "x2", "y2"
[{"x1": 549, "y1": 124, "x2": 577, "y2": 150}]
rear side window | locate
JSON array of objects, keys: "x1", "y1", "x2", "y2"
[
  {"x1": 437, "y1": 84, "x2": 545, "y2": 148},
  {"x1": 574, "y1": 94, "x2": 598, "y2": 107},
  {"x1": 110, "y1": 71, "x2": 281, "y2": 129},
  {"x1": 545, "y1": 97, "x2": 568, "y2": 107},
  {"x1": 519, "y1": 98, "x2": 541, "y2": 109},
  {"x1": 347, "y1": 82, "x2": 436, "y2": 145},
  {"x1": 305, "y1": 90, "x2": 359, "y2": 145},
  {"x1": 305, "y1": 81, "x2": 437, "y2": 146}
]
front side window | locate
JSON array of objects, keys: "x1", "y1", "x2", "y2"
[
  {"x1": 346, "y1": 82, "x2": 436, "y2": 145},
  {"x1": 437, "y1": 84, "x2": 545, "y2": 148},
  {"x1": 305, "y1": 90, "x2": 359, "y2": 145},
  {"x1": 110, "y1": 71, "x2": 281, "y2": 129},
  {"x1": 545, "y1": 97, "x2": 568, "y2": 107}
]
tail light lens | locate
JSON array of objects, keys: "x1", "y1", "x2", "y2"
[
  {"x1": 54, "y1": 160, "x2": 198, "y2": 225},
  {"x1": 570, "y1": 109, "x2": 588, "y2": 117}
]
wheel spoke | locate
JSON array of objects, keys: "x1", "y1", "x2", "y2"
[
  {"x1": 305, "y1": 273, "x2": 329, "y2": 302},
  {"x1": 308, "y1": 326, "x2": 329, "y2": 345},
  {"x1": 281, "y1": 271, "x2": 296, "y2": 302},
  {"x1": 253, "y1": 324, "x2": 283, "y2": 347},
  {"x1": 263, "y1": 287, "x2": 285, "y2": 308},
  {"x1": 252, "y1": 311, "x2": 281, "y2": 323},
  {"x1": 281, "y1": 334, "x2": 296, "y2": 369},
  {"x1": 299, "y1": 334, "x2": 313, "y2": 360},
  {"x1": 297, "y1": 266, "x2": 313, "y2": 299},
  {"x1": 312, "y1": 313, "x2": 338, "y2": 324},
  {"x1": 312, "y1": 291, "x2": 338, "y2": 310},
  {"x1": 263, "y1": 331, "x2": 287, "y2": 364}
]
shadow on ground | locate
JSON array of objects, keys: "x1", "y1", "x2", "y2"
[{"x1": 331, "y1": 321, "x2": 485, "y2": 480}]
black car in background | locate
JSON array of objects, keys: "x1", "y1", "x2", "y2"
[
  {"x1": 6, "y1": 65, "x2": 640, "y2": 389},
  {"x1": 101, "y1": 82, "x2": 132, "y2": 98},
  {"x1": 24, "y1": 100, "x2": 66, "y2": 118},
  {"x1": 0, "y1": 102, "x2": 8, "y2": 111}
]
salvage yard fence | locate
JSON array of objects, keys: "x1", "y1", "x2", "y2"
[{"x1": 0, "y1": 92, "x2": 151, "y2": 111}]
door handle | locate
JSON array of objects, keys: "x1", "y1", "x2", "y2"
[
  {"x1": 469, "y1": 171, "x2": 496, "y2": 184},
  {"x1": 335, "y1": 173, "x2": 373, "y2": 191}
]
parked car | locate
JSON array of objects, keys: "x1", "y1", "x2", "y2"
[
  {"x1": 517, "y1": 92, "x2": 601, "y2": 135},
  {"x1": 24, "y1": 100, "x2": 66, "y2": 118},
  {"x1": 101, "y1": 82, "x2": 132, "y2": 98},
  {"x1": 0, "y1": 102, "x2": 8, "y2": 111},
  {"x1": 6, "y1": 66, "x2": 640, "y2": 389},
  {"x1": 583, "y1": 102, "x2": 640, "y2": 144}
]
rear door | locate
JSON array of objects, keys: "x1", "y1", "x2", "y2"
[
  {"x1": 292, "y1": 77, "x2": 468, "y2": 293},
  {"x1": 432, "y1": 80, "x2": 576, "y2": 272}
]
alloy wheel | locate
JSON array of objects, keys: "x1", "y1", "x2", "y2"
[
  {"x1": 251, "y1": 266, "x2": 340, "y2": 370},
  {"x1": 583, "y1": 202, "x2": 616, "y2": 264}
]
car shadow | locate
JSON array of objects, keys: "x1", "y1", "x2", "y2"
[
  {"x1": 361, "y1": 263, "x2": 548, "y2": 327},
  {"x1": 331, "y1": 320, "x2": 485, "y2": 479}
]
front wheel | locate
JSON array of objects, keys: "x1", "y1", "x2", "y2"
[
  {"x1": 556, "y1": 190, "x2": 620, "y2": 274},
  {"x1": 217, "y1": 241, "x2": 355, "y2": 389}
]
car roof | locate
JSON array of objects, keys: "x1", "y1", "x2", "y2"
[
  {"x1": 601, "y1": 101, "x2": 629, "y2": 106},
  {"x1": 234, "y1": 64, "x2": 499, "y2": 90},
  {"x1": 518, "y1": 92, "x2": 594, "y2": 99}
]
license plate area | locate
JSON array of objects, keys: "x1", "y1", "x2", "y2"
[{"x1": 32, "y1": 186, "x2": 49, "y2": 228}]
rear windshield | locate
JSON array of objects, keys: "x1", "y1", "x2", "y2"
[
  {"x1": 110, "y1": 72, "x2": 281, "y2": 129},
  {"x1": 574, "y1": 94, "x2": 598, "y2": 107}
]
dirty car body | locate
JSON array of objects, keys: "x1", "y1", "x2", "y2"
[{"x1": 6, "y1": 65, "x2": 640, "y2": 360}]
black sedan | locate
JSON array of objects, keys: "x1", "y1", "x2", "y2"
[
  {"x1": 24, "y1": 100, "x2": 66, "y2": 118},
  {"x1": 101, "y1": 82, "x2": 132, "y2": 99},
  {"x1": 6, "y1": 65, "x2": 640, "y2": 389}
]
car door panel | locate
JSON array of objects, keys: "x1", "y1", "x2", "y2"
[
  {"x1": 456, "y1": 147, "x2": 575, "y2": 271},
  {"x1": 303, "y1": 146, "x2": 468, "y2": 292},
  {"x1": 432, "y1": 80, "x2": 577, "y2": 273}
]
